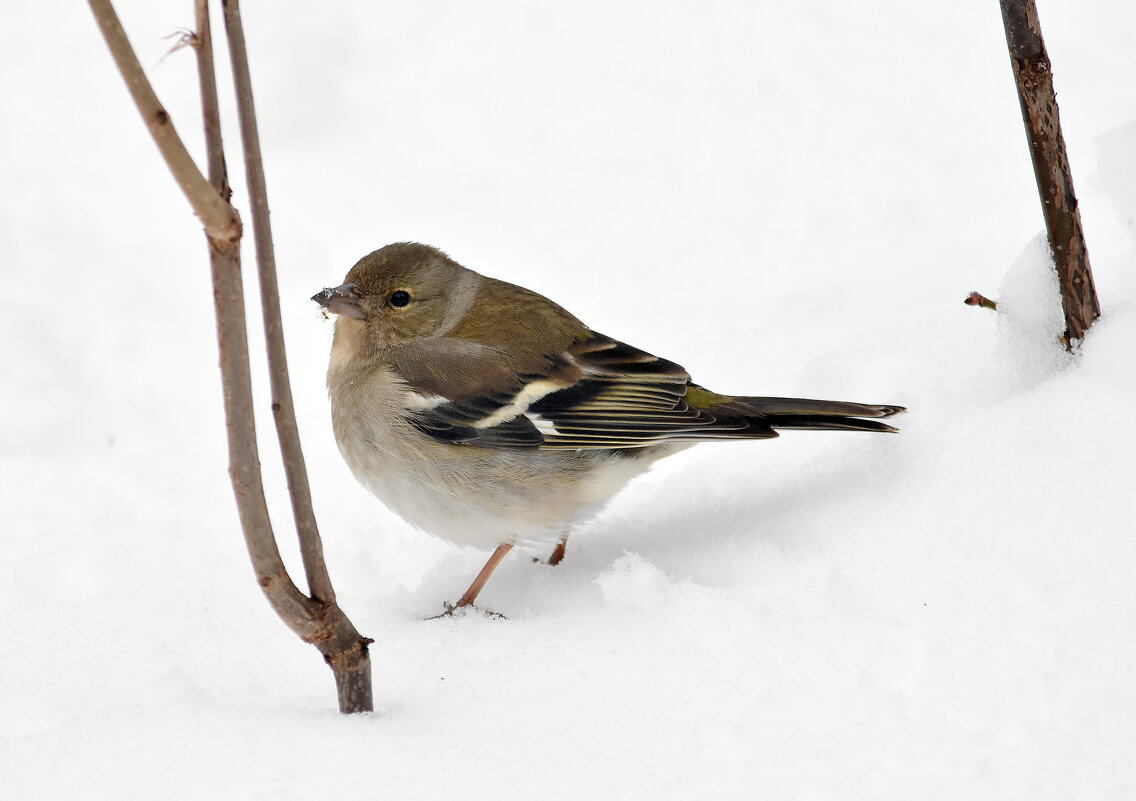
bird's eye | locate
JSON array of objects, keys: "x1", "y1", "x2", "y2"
[{"x1": 389, "y1": 290, "x2": 412, "y2": 308}]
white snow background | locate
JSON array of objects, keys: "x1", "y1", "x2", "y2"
[{"x1": 3, "y1": 1, "x2": 1135, "y2": 798}]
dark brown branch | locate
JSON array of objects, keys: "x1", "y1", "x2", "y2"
[
  {"x1": 999, "y1": 0, "x2": 1100, "y2": 347},
  {"x1": 87, "y1": 0, "x2": 240, "y2": 243},
  {"x1": 221, "y1": 0, "x2": 335, "y2": 606}
]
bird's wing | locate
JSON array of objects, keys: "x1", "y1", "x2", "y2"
[
  {"x1": 525, "y1": 333, "x2": 769, "y2": 449},
  {"x1": 389, "y1": 331, "x2": 766, "y2": 450}
]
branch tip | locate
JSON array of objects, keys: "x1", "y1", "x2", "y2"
[{"x1": 964, "y1": 291, "x2": 998, "y2": 311}]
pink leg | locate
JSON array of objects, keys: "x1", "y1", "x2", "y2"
[{"x1": 455, "y1": 543, "x2": 514, "y2": 608}]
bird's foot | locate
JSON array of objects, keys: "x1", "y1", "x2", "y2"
[{"x1": 426, "y1": 601, "x2": 508, "y2": 621}]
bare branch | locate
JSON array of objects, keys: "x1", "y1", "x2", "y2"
[
  {"x1": 88, "y1": 0, "x2": 240, "y2": 243},
  {"x1": 207, "y1": 236, "x2": 320, "y2": 637},
  {"x1": 999, "y1": 0, "x2": 1100, "y2": 347},
  {"x1": 89, "y1": 0, "x2": 308, "y2": 632},
  {"x1": 221, "y1": 0, "x2": 336, "y2": 606},
  {"x1": 186, "y1": 0, "x2": 312, "y2": 629},
  {"x1": 220, "y1": 0, "x2": 373, "y2": 712},
  {"x1": 90, "y1": 0, "x2": 373, "y2": 713},
  {"x1": 193, "y1": 0, "x2": 229, "y2": 199}
]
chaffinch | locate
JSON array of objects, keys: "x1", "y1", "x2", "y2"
[{"x1": 313, "y1": 242, "x2": 903, "y2": 612}]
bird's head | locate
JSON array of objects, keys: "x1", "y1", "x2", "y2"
[{"x1": 313, "y1": 242, "x2": 481, "y2": 351}]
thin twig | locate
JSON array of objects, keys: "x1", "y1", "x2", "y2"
[
  {"x1": 963, "y1": 292, "x2": 998, "y2": 311},
  {"x1": 87, "y1": 0, "x2": 240, "y2": 243},
  {"x1": 221, "y1": 0, "x2": 335, "y2": 605},
  {"x1": 193, "y1": 0, "x2": 229, "y2": 199}
]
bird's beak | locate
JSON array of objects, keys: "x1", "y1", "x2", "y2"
[{"x1": 311, "y1": 283, "x2": 367, "y2": 320}]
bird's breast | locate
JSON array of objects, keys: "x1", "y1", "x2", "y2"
[{"x1": 326, "y1": 364, "x2": 658, "y2": 548}]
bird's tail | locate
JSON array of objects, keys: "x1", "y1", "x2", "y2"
[{"x1": 730, "y1": 396, "x2": 906, "y2": 434}]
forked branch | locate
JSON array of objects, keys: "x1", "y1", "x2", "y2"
[
  {"x1": 223, "y1": 0, "x2": 336, "y2": 605},
  {"x1": 88, "y1": 0, "x2": 373, "y2": 714},
  {"x1": 88, "y1": 0, "x2": 239, "y2": 243}
]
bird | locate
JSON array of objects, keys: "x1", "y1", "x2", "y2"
[{"x1": 313, "y1": 242, "x2": 904, "y2": 613}]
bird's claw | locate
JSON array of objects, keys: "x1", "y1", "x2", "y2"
[{"x1": 426, "y1": 602, "x2": 507, "y2": 621}]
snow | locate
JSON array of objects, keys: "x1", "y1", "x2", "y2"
[
  {"x1": 995, "y1": 233, "x2": 1072, "y2": 388},
  {"x1": 3, "y1": 1, "x2": 1135, "y2": 798}
]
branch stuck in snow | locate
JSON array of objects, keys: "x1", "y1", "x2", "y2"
[
  {"x1": 88, "y1": 0, "x2": 373, "y2": 714},
  {"x1": 998, "y1": 0, "x2": 1100, "y2": 348}
]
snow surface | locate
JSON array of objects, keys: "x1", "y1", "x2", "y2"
[{"x1": 3, "y1": 1, "x2": 1135, "y2": 798}]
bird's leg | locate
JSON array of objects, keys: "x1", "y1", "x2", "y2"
[
  {"x1": 548, "y1": 534, "x2": 569, "y2": 567},
  {"x1": 455, "y1": 542, "x2": 514, "y2": 608}
]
